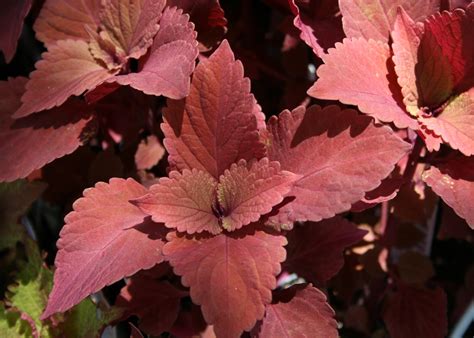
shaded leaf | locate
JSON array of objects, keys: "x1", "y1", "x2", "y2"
[
  {"x1": 308, "y1": 39, "x2": 418, "y2": 129},
  {"x1": 0, "y1": 0, "x2": 33, "y2": 62},
  {"x1": 398, "y1": 251, "x2": 435, "y2": 285},
  {"x1": 422, "y1": 155, "x2": 474, "y2": 228},
  {"x1": 339, "y1": 0, "x2": 439, "y2": 42},
  {"x1": 42, "y1": 178, "x2": 166, "y2": 318},
  {"x1": 135, "y1": 135, "x2": 165, "y2": 170},
  {"x1": 116, "y1": 276, "x2": 186, "y2": 335},
  {"x1": 255, "y1": 284, "x2": 337, "y2": 338},
  {"x1": 162, "y1": 39, "x2": 265, "y2": 178},
  {"x1": 0, "y1": 78, "x2": 96, "y2": 182},
  {"x1": 284, "y1": 217, "x2": 367, "y2": 283},
  {"x1": 0, "y1": 303, "x2": 32, "y2": 338},
  {"x1": 14, "y1": 40, "x2": 115, "y2": 118},
  {"x1": 163, "y1": 227, "x2": 286, "y2": 338},
  {"x1": 383, "y1": 285, "x2": 447, "y2": 338},
  {"x1": 266, "y1": 105, "x2": 411, "y2": 224}
]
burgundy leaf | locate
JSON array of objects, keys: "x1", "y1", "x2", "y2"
[
  {"x1": 167, "y1": 0, "x2": 228, "y2": 51},
  {"x1": 113, "y1": 6, "x2": 198, "y2": 99},
  {"x1": 14, "y1": 40, "x2": 115, "y2": 118},
  {"x1": 42, "y1": 178, "x2": 166, "y2": 318},
  {"x1": 162, "y1": 39, "x2": 265, "y2": 178},
  {"x1": 308, "y1": 38, "x2": 418, "y2": 129},
  {"x1": 419, "y1": 88, "x2": 474, "y2": 156},
  {"x1": 266, "y1": 105, "x2": 411, "y2": 224},
  {"x1": 0, "y1": 0, "x2": 33, "y2": 62},
  {"x1": 255, "y1": 284, "x2": 338, "y2": 338},
  {"x1": 0, "y1": 78, "x2": 95, "y2": 182},
  {"x1": 288, "y1": 0, "x2": 344, "y2": 57},
  {"x1": 422, "y1": 155, "x2": 474, "y2": 228},
  {"x1": 217, "y1": 158, "x2": 296, "y2": 231},
  {"x1": 351, "y1": 176, "x2": 404, "y2": 211},
  {"x1": 383, "y1": 284, "x2": 448, "y2": 338},
  {"x1": 163, "y1": 227, "x2": 286, "y2": 338},
  {"x1": 34, "y1": 0, "x2": 101, "y2": 47},
  {"x1": 284, "y1": 217, "x2": 367, "y2": 283},
  {"x1": 116, "y1": 276, "x2": 186, "y2": 336},
  {"x1": 133, "y1": 169, "x2": 220, "y2": 235},
  {"x1": 339, "y1": 0, "x2": 440, "y2": 43}
]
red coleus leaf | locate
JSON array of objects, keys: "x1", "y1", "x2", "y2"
[
  {"x1": 0, "y1": 0, "x2": 33, "y2": 63},
  {"x1": 287, "y1": 0, "x2": 344, "y2": 57},
  {"x1": 134, "y1": 158, "x2": 295, "y2": 234},
  {"x1": 116, "y1": 275, "x2": 186, "y2": 335},
  {"x1": 382, "y1": 284, "x2": 448, "y2": 338},
  {"x1": 339, "y1": 0, "x2": 440, "y2": 43},
  {"x1": 266, "y1": 105, "x2": 411, "y2": 225},
  {"x1": 113, "y1": 6, "x2": 199, "y2": 99},
  {"x1": 162, "y1": 40, "x2": 265, "y2": 179},
  {"x1": 34, "y1": 0, "x2": 101, "y2": 47},
  {"x1": 423, "y1": 155, "x2": 474, "y2": 228},
  {"x1": 42, "y1": 178, "x2": 166, "y2": 318},
  {"x1": 254, "y1": 284, "x2": 338, "y2": 338},
  {"x1": 135, "y1": 135, "x2": 165, "y2": 170},
  {"x1": 307, "y1": 38, "x2": 418, "y2": 129},
  {"x1": 0, "y1": 78, "x2": 95, "y2": 182},
  {"x1": 284, "y1": 217, "x2": 367, "y2": 283},
  {"x1": 167, "y1": 0, "x2": 228, "y2": 51},
  {"x1": 163, "y1": 227, "x2": 286, "y2": 338},
  {"x1": 14, "y1": 40, "x2": 116, "y2": 118}
]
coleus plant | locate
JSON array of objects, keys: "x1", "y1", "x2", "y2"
[{"x1": 37, "y1": 40, "x2": 410, "y2": 337}]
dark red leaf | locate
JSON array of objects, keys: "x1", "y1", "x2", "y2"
[{"x1": 0, "y1": 0, "x2": 33, "y2": 62}]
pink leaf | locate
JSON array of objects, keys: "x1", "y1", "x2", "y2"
[
  {"x1": 34, "y1": 0, "x2": 101, "y2": 47},
  {"x1": 0, "y1": 78, "x2": 95, "y2": 182},
  {"x1": 0, "y1": 0, "x2": 32, "y2": 63},
  {"x1": 339, "y1": 0, "x2": 440, "y2": 43},
  {"x1": 41, "y1": 178, "x2": 166, "y2": 318},
  {"x1": 113, "y1": 6, "x2": 198, "y2": 99},
  {"x1": 255, "y1": 284, "x2": 338, "y2": 338},
  {"x1": 308, "y1": 38, "x2": 418, "y2": 129},
  {"x1": 391, "y1": 7, "x2": 424, "y2": 116},
  {"x1": 133, "y1": 169, "x2": 221, "y2": 235},
  {"x1": 116, "y1": 276, "x2": 186, "y2": 335},
  {"x1": 14, "y1": 40, "x2": 115, "y2": 118},
  {"x1": 217, "y1": 158, "x2": 296, "y2": 231},
  {"x1": 266, "y1": 105, "x2": 411, "y2": 224},
  {"x1": 162, "y1": 39, "x2": 265, "y2": 178},
  {"x1": 99, "y1": 0, "x2": 165, "y2": 60},
  {"x1": 287, "y1": 0, "x2": 344, "y2": 57},
  {"x1": 383, "y1": 285, "x2": 448, "y2": 338},
  {"x1": 135, "y1": 135, "x2": 165, "y2": 170},
  {"x1": 163, "y1": 227, "x2": 286, "y2": 338},
  {"x1": 167, "y1": 0, "x2": 228, "y2": 51},
  {"x1": 422, "y1": 155, "x2": 474, "y2": 228},
  {"x1": 284, "y1": 217, "x2": 367, "y2": 283},
  {"x1": 419, "y1": 89, "x2": 474, "y2": 156}
]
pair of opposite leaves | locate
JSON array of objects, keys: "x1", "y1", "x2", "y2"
[
  {"x1": 309, "y1": 4, "x2": 474, "y2": 156},
  {"x1": 39, "y1": 40, "x2": 411, "y2": 338}
]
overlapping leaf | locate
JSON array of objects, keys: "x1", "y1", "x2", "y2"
[
  {"x1": 284, "y1": 217, "x2": 367, "y2": 283},
  {"x1": 162, "y1": 40, "x2": 265, "y2": 178},
  {"x1": 135, "y1": 135, "x2": 165, "y2": 170},
  {"x1": 163, "y1": 228, "x2": 286, "y2": 338},
  {"x1": 0, "y1": 78, "x2": 95, "y2": 182},
  {"x1": 339, "y1": 0, "x2": 440, "y2": 42},
  {"x1": 255, "y1": 284, "x2": 338, "y2": 338},
  {"x1": 116, "y1": 276, "x2": 186, "y2": 335},
  {"x1": 0, "y1": 0, "x2": 32, "y2": 62},
  {"x1": 423, "y1": 155, "x2": 474, "y2": 228},
  {"x1": 42, "y1": 178, "x2": 166, "y2": 318},
  {"x1": 383, "y1": 285, "x2": 447, "y2": 338},
  {"x1": 266, "y1": 105, "x2": 411, "y2": 225}
]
